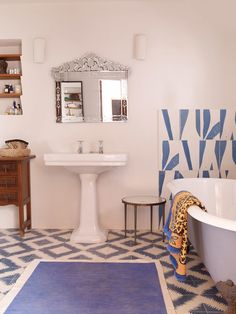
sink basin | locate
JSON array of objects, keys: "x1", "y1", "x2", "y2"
[
  {"x1": 44, "y1": 153, "x2": 128, "y2": 243},
  {"x1": 44, "y1": 153, "x2": 127, "y2": 174}
]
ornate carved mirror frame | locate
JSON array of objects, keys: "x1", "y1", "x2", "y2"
[{"x1": 52, "y1": 53, "x2": 129, "y2": 123}]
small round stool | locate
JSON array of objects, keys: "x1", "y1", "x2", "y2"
[{"x1": 122, "y1": 195, "x2": 166, "y2": 244}]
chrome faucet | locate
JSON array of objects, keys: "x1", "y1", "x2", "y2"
[
  {"x1": 78, "y1": 140, "x2": 83, "y2": 154},
  {"x1": 98, "y1": 140, "x2": 103, "y2": 154}
]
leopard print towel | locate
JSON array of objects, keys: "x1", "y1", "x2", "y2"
[{"x1": 164, "y1": 191, "x2": 206, "y2": 281}]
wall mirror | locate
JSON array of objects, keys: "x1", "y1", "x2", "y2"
[{"x1": 52, "y1": 53, "x2": 129, "y2": 123}]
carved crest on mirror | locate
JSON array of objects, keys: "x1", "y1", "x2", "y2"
[{"x1": 52, "y1": 53, "x2": 129, "y2": 81}]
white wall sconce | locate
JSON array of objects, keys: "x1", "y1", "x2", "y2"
[
  {"x1": 33, "y1": 37, "x2": 46, "y2": 63},
  {"x1": 133, "y1": 34, "x2": 147, "y2": 60}
]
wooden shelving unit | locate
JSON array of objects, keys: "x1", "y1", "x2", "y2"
[
  {"x1": 0, "y1": 51, "x2": 22, "y2": 114},
  {"x1": 0, "y1": 93, "x2": 22, "y2": 98},
  {"x1": 0, "y1": 54, "x2": 21, "y2": 61},
  {"x1": 0, "y1": 74, "x2": 21, "y2": 80}
]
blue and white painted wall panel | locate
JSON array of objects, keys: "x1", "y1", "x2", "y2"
[{"x1": 158, "y1": 109, "x2": 236, "y2": 197}]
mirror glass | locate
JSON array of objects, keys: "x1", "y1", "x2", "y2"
[
  {"x1": 100, "y1": 79, "x2": 128, "y2": 122},
  {"x1": 60, "y1": 81, "x2": 83, "y2": 123},
  {"x1": 52, "y1": 53, "x2": 129, "y2": 123}
]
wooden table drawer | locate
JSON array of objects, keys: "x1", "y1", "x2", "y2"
[
  {"x1": 0, "y1": 191, "x2": 18, "y2": 204},
  {"x1": 0, "y1": 163, "x2": 17, "y2": 174},
  {"x1": 0, "y1": 176, "x2": 17, "y2": 188}
]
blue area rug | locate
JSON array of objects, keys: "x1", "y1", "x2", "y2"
[{"x1": 2, "y1": 260, "x2": 174, "y2": 314}]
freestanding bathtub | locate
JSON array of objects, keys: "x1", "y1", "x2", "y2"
[{"x1": 167, "y1": 178, "x2": 236, "y2": 283}]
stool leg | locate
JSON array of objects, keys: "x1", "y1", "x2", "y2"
[
  {"x1": 124, "y1": 203, "x2": 127, "y2": 238},
  {"x1": 150, "y1": 205, "x2": 153, "y2": 233},
  {"x1": 162, "y1": 203, "x2": 166, "y2": 242},
  {"x1": 134, "y1": 205, "x2": 137, "y2": 244}
]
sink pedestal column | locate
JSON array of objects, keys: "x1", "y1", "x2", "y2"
[{"x1": 70, "y1": 173, "x2": 108, "y2": 243}]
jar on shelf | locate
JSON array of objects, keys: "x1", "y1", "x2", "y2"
[
  {"x1": 4, "y1": 85, "x2": 10, "y2": 93},
  {"x1": 0, "y1": 60, "x2": 8, "y2": 74},
  {"x1": 9, "y1": 85, "x2": 14, "y2": 94}
]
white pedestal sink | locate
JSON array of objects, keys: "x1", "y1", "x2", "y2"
[{"x1": 44, "y1": 153, "x2": 127, "y2": 243}]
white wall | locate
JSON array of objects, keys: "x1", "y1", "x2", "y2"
[{"x1": 0, "y1": 0, "x2": 236, "y2": 229}]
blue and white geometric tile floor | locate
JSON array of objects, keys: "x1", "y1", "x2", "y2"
[{"x1": 0, "y1": 229, "x2": 227, "y2": 314}]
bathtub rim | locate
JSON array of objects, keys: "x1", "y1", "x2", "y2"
[
  {"x1": 167, "y1": 178, "x2": 236, "y2": 232},
  {"x1": 187, "y1": 205, "x2": 236, "y2": 232},
  {"x1": 168, "y1": 177, "x2": 235, "y2": 190}
]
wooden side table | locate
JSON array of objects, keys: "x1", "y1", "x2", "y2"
[
  {"x1": 0, "y1": 155, "x2": 36, "y2": 236},
  {"x1": 122, "y1": 195, "x2": 166, "y2": 244}
]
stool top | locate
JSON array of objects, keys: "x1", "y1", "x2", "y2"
[{"x1": 122, "y1": 195, "x2": 166, "y2": 206}]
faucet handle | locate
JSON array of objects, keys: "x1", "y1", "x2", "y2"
[
  {"x1": 98, "y1": 140, "x2": 103, "y2": 154},
  {"x1": 78, "y1": 140, "x2": 83, "y2": 154}
]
